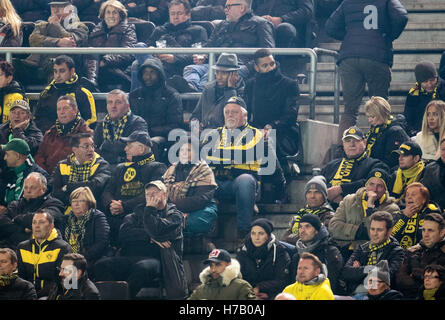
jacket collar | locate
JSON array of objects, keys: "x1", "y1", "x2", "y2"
[{"x1": 199, "y1": 258, "x2": 241, "y2": 286}]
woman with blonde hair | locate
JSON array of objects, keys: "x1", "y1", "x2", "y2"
[
  {"x1": 414, "y1": 100, "x2": 445, "y2": 161},
  {"x1": 364, "y1": 96, "x2": 410, "y2": 169},
  {"x1": 0, "y1": 0, "x2": 22, "y2": 47},
  {"x1": 63, "y1": 186, "x2": 110, "y2": 271}
]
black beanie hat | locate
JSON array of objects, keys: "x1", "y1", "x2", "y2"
[
  {"x1": 299, "y1": 214, "x2": 322, "y2": 231},
  {"x1": 415, "y1": 61, "x2": 438, "y2": 83},
  {"x1": 250, "y1": 218, "x2": 274, "y2": 235}
]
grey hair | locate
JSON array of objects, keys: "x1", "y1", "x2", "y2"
[
  {"x1": 25, "y1": 172, "x2": 48, "y2": 190},
  {"x1": 108, "y1": 89, "x2": 129, "y2": 105},
  {"x1": 242, "y1": 0, "x2": 252, "y2": 11}
]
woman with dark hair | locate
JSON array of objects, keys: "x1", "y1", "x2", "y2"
[
  {"x1": 62, "y1": 187, "x2": 110, "y2": 272},
  {"x1": 87, "y1": 0, "x2": 137, "y2": 91},
  {"x1": 417, "y1": 264, "x2": 445, "y2": 300},
  {"x1": 236, "y1": 218, "x2": 291, "y2": 300},
  {"x1": 391, "y1": 182, "x2": 442, "y2": 249},
  {"x1": 0, "y1": 60, "x2": 26, "y2": 124}
]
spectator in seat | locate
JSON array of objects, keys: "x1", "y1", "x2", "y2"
[
  {"x1": 395, "y1": 213, "x2": 445, "y2": 298},
  {"x1": 0, "y1": 247, "x2": 36, "y2": 300},
  {"x1": 131, "y1": 0, "x2": 208, "y2": 91},
  {"x1": 62, "y1": 187, "x2": 110, "y2": 271},
  {"x1": 325, "y1": 0, "x2": 408, "y2": 143},
  {"x1": 129, "y1": 57, "x2": 183, "y2": 162},
  {"x1": 365, "y1": 260, "x2": 403, "y2": 300},
  {"x1": 17, "y1": 211, "x2": 73, "y2": 298},
  {"x1": 0, "y1": 0, "x2": 23, "y2": 47},
  {"x1": 421, "y1": 138, "x2": 445, "y2": 211},
  {"x1": 328, "y1": 168, "x2": 399, "y2": 260},
  {"x1": 0, "y1": 61, "x2": 26, "y2": 125},
  {"x1": 34, "y1": 95, "x2": 94, "y2": 175},
  {"x1": 33, "y1": 55, "x2": 97, "y2": 133},
  {"x1": 87, "y1": 0, "x2": 137, "y2": 92},
  {"x1": 188, "y1": 248, "x2": 256, "y2": 300},
  {"x1": 0, "y1": 172, "x2": 64, "y2": 249},
  {"x1": 190, "y1": 0, "x2": 226, "y2": 21},
  {"x1": 283, "y1": 175, "x2": 334, "y2": 245},
  {"x1": 391, "y1": 182, "x2": 442, "y2": 250},
  {"x1": 236, "y1": 218, "x2": 291, "y2": 300},
  {"x1": 0, "y1": 99, "x2": 42, "y2": 159},
  {"x1": 404, "y1": 61, "x2": 445, "y2": 136},
  {"x1": 282, "y1": 252, "x2": 334, "y2": 300},
  {"x1": 388, "y1": 141, "x2": 426, "y2": 202},
  {"x1": 47, "y1": 253, "x2": 100, "y2": 300},
  {"x1": 13, "y1": 1, "x2": 89, "y2": 87},
  {"x1": 413, "y1": 100, "x2": 445, "y2": 162},
  {"x1": 12, "y1": 0, "x2": 50, "y2": 22},
  {"x1": 341, "y1": 211, "x2": 404, "y2": 297},
  {"x1": 51, "y1": 133, "x2": 111, "y2": 207},
  {"x1": 321, "y1": 126, "x2": 389, "y2": 207},
  {"x1": 101, "y1": 130, "x2": 166, "y2": 246},
  {"x1": 364, "y1": 96, "x2": 409, "y2": 170},
  {"x1": 73, "y1": 0, "x2": 105, "y2": 23},
  {"x1": 417, "y1": 264, "x2": 445, "y2": 300},
  {"x1": 94, "y1": 89, "x2": 148, "y2": 168}
]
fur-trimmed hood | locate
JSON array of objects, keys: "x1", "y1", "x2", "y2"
[{"x1": 199, "y1": 258, "x2": 242, "y2": 287}]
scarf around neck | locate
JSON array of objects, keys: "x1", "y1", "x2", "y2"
[
  {"x1": 392, "y1": 160, "x2": 425, "y2": 197},
  {"x1": 367, "y1": 238, "x2": 391, "y2": 265},
  {"x1": 102, "y1": 112, "x2": 130, "y2": 141},
  {"x1": 365, "y1": 116, "x2": 392, "y2": 157},
  {"x1": 56, "y1": 112, "x2": 82, "y2": 136},
  {"x1": 0, "y1": 270, "x2": 18, "y2": 287},
  {"x1": 291, "y1": 205, "x2": 332, "y2": 234},
  {"x1": 65, "y1": 209, "x2": 92, "y2": 254},
  {"x1": 330, "y1": 152, "x2": 367, "y2": 186}
]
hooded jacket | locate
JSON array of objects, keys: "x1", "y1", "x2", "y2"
[
  {"x1": 17, "y1": 228, "x2": 73, "y2": 298},
  {"x1": 0, "y1": 80, "x2": 26, "y2": 124},
  {"x1": 237, "y1": 233, "x2": 291, "y2": 299},
  {"x1": 282, "y1": 264, "x2": 335, "y2": 300},
  {"x1": 34, "y1": 73, "x2": 97, "y2": 133},
  {"x1": 188, "y1": 258, "x2": 257, "y2": 300},
  {"x1": 289, "y1": 225, "x2": 346, "y2": 295},
  {"x1": 328, "y1": 187, "x2": 400, "y2": 249},
  {"x1": 129, "y1": 58, "x2": 183, "y2": 138}
]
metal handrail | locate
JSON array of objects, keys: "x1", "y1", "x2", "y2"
[
  {"x1": 313, "y1": 47, "x2": 340, "y2": 124},
  {"x1": 0, "y1": 46, "x2": 319, "y2": 119}
]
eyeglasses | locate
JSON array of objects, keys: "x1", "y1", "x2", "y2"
[
  {"x1": 71, "y1": 199, "x2": 87, "y2": 204},
  {"x1": 224, "y1": 3, "x2": 242, "y2": 10},
  {"x1": 77, "y1": 144, "x2": 95, "y2": 150},
  {"x1": 424, "y1": 275, "x2": 440, "y2": 280},
  {"x1": 170, "y1": 11, "x2": 185, "y2": 16}
]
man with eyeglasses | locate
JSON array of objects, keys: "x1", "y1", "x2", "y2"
[
  {"x1": 130, "y1": 0, "x2": 208, "y2": 90},
  {"x1": 51, "y1": 133, "x2": 111, "y2": 207}
]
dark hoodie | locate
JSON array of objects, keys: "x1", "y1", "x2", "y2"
[
  {"x1": 129, "y1": 58, "x2": 183, "y2": 138},
  {"x1": 0, "y1": 80, "x2": 26, "y2": 124}
]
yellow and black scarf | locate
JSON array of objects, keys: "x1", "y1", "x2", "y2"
[
  {"x1": 365, "y1": 116, "x2": 393, "y2": 157},
  {"x1": 330, "y1": 152, "x2": 367, "y2": 186},
  {"x1": 65, "y1": 209, "x2": 92, "y2": 254},
  {"x1": 0, "y1": 271, "x2": 18, "y2": 287},
  {"x1": 291, "y1": 205, "x2": 332, "y2": 234},
  {"x1": 392, "y1": 161, "x2": 425, "y2": 198},
  {"x1": 55, "y1": 112, "x2": 81, "y2": 136},
  {"x1": 361, "y1": 192, "x2": 387, "y2": 217},
  {"x1": 102, "y1": 112, "x2": 129, "y2": 141},
  {"x1": 68, "y1": 153, "x2": 100, "y2": 183},
  {"x1": 408, "y1": 82, "x2": 438, "y2": 99},
  {"x1": 367, "y1": 238, "x2": 391, "y2": 265}
]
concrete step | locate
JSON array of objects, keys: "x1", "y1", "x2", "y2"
[
  {"x1": 300, "y1": 82, "x2": 413, "y2": 94},
  {"x1": 407, "y1": 13, "x2": 445, "y2": 22},
  {"x1": 318, "y1": 41, "x2": 445, "y2": 52}
]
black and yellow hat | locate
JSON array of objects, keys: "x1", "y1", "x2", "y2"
[
  {"x1": 342, "y1": 126, "x2": 365, "y2": 141},
  {"x1": 392, "y1": 141, "x2": 422, "y2": 157},
  {"x1": 366, "y1": 168, "x2": 390, "y2": 190}
]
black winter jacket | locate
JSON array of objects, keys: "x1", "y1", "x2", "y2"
[
  {"x1": 0, "y1": 120, "x2": 43, "y2": 157},
  {"x1": 0, "y1": 80, "x2": 26, "y2": 124},
  {"x1": 12, "y1": 0, "x2": 50, "y2": 22},
  {"x1": 325, "y1": 0, "x2": 408, "y2": 67},
  {"x1": 421, "y1": 159, "x2": 445, "y2": 212},
  {"x1": 342, "y1": 237, "x2": 405, "y2": 294},
  {"x1": 129, "y1": 58, "x2": 183, "y2": 138},
  {"x1": 93, "y1": 112, "x2": 148, "y2": 165},
  {"x1": 47, "y1": 273, "x2": 100, "y2": 300},
  {"x1": 0, "y1": 276, "x2": 37, "y2": 300},
  {"x1": 367, "y1": 289, "x2": 403, "y2": 300},
  {"x1": 416, "y1": 282, "x2": 445, "y2": 300}
]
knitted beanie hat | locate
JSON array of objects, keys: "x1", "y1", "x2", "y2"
[
  {"x1": 415, "y1": 61, "x2": 438, "y2": 83},
  {"x1": 305, "y1": 175, "x2": 328, "y2": 201}
]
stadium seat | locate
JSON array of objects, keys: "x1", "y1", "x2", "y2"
[
  {"x1": 95, "y1": 281, "x2": 129, "y2": 300},
  {"x1": 191, "y1": 21, "x2": 215, "y2": 38}
]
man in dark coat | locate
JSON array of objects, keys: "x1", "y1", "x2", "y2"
[
  {"x1": 341, "y1": 211, "x2": 405, "y2": 296},
  {"x1": 51, "y1": 133, "x2": 111, "y2": 206},
  {"x1": 0, "y1": 172, "x2": 64, "y2": 249},
  {"x1": 0, "y1": 247, "x2": 36, "y2": 300},
  {"x1": 129, "y1": 57, "x2": 183, "y2": 162},
  {"x1": 289, "y1": 214, "x2": 346, "y2": 295},
  {"x1": 325, "y1": 0, "x2": 408, "y2": 142},
  {"x1": 321, "y1": 126, "x2": 389, "y2": 207},
  {"x1": 94, "y1": 89, "x2": 148, "y2": 168},
  {"x1": 421, "y1": 138, "x2": 445, "y2": 211},
  {"x1": 395, "y1": 213, "x2": 445, "y2": 298},
  {"x1": 101, "y1": 131, "x2": 167, "y2": 246},
  {"x1": 47, "y1": 253, "x2": 100, "y2": 300}
]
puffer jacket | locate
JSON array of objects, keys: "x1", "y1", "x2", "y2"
[
  {"x1": 282, "y1": 264, "x2": 335, "y2": 300},
  {"x1": 328, "y1": 187, "x2": 400, "y2": 249},
  {"x1": 188, "y1": 258, "x2": 257, "y2": 300},
  {"x1": 129, "y1": 58, "x2": 183, "y2": 138},
  {"x1": 237, "y1": 234, "x2": 291, "y2": 299}
]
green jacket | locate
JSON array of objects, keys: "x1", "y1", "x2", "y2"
[{"x1": 188, "y1": 259, "x2": 256, "y2": 300}]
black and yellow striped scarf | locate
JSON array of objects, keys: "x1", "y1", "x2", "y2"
[
  {"x1": 330, "y1": 152, "x2": 367, "y2": 186},
  {"x1": 367, "y1": 238, "x2": 391, "y2": 265},
  {"x1": 65, "y1": 209, "x2": 92, "y2": 254},
  {"x1": 0, "y1": 270, "x2": 18, "y2": 287},
  {"x1": 392, "y1": 160, "x2": 425, "y2": 197},
  {"x1": 68, "y1": 153, "x2": 100, "y2": 183},
  {"x1": 291, "y1": 206, "x2": 333, "y2": 234},
  {"x1": 408, "y1": 82, "x2": 438, "y2": 99},
  {"x1": 102, "y1": 112, "x2": 129, "y2": 141},
  {"x1": 362, "y1": 192, "x2": 386, "y2": 217},
  {"x1": 55, "y1": 112, "x2": 82, "y2": 136},
  {"x1": 365, "y1": 116, "x2": 393, "y2": 157}
]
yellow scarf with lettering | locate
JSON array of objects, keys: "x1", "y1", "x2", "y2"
[
  {"x1": 365, "y1": 116, "x2": 392, "y2": 157},
  {"x1": 392, "y1": 161, "x2": 425, "y2": 197},
  {"x1": 330, "y1": 152, "x2": 367, "y2": 186}
]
